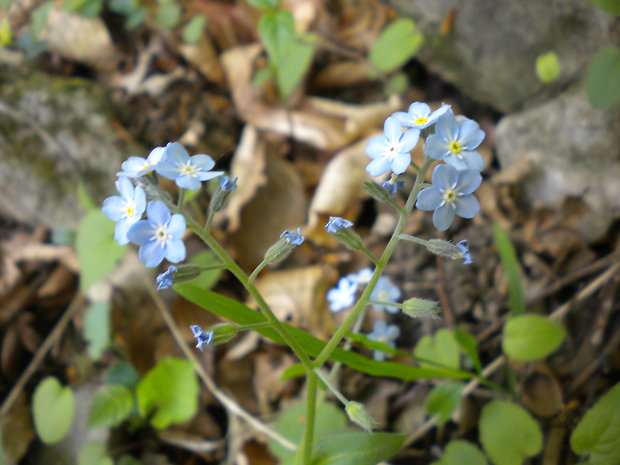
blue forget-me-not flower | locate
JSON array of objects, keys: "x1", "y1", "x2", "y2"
[
  {"x1": 190, "y1": 325, "x2": 214, "y2": 351},
  {"x1": 325, "y1": 216, "x2": 353, "y2": 234},
  {"x1": 424, "y1": 112, "x2": 485, "y2": 172},
  {"x1": 367, "y1": 319, "x2": 400, "y2": 361},
  {"x1": 346, "y1": 267, "x2": 373, "y2": 286},
  {"x1": 416, "y1": 164, "x2": 482, "y2": 231},
  {"x1": 219, "y1": 176, "x2": 238, "y2": 191},
  {"x1": 127, "y1": 200, "x2": 187, "y2": 268},
  {"x1": 380, "y1": 180, "x2": 404, "y2": 195},
  {"x1": 370, "y1": 276, "x2": 402, "y2": 313},
  {"x1": 156, "y1": 142, "x2": 224, "y2": 190},
  {"x1": 391, "y1": 102, "x2": 451, "y2": 130},
  {"x1": 327, "y1": 276, "x2": 359, "y2": 312},
  {"x1": 156, "y1": 265, "x2": 178, "y2": 290},
  {"x1": 366, "y1": 116, "x2": 420, "y2": 177},
  {"x1": 117, "y1": 146, "x2": 166, "y2": 178},
  {"x1": 456, "y1": 240, "x2": 473, "y2": 265},
  {"x1": 281, "y1": 228, "x2": 305, "y2": 246},
  {"x1": 102, "y1": 177, "x2": 147, "y2": 245}
]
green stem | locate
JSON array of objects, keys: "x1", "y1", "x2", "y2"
[
  {"x1": 248, "y1": 261, "x2": 268, "y2": 282},
  {"x1": 398, "y1": 234, "x2": 430, "y2": 247},
  {"x1": 314, "y1": 368, "x2": 348, "y2": 405},
  {"x1": 296, "y1": 371, "x2": 317, "y2": 465},
  {"x1": 177, "y1": 189, "x2": 185, "y2": 209},
  {"x1": 313, "y1": 157, "x2": 434, "y2": 369},
  {"x1": 368, "y1": 300, "x2": 401, "y2": 309}
]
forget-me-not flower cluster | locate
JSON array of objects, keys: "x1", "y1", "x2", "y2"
[{"x1": 367, "y1": 319, "x2": 400, "y2": 362}]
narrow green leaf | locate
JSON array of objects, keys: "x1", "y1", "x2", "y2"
[
  {"x1": 258, "y1": 9, "x2": 295, "y2": 65},
  {"x1": 480, "y1": 400, "x2": 542, "y2": 465},
  {"x1": 492, "y1": 223, "x2": 525, "y2": 315},
  {"x1": 76, "y1": 209, "x2": 126, "y2": 292},
  {"x1": 413, "y1": 328, "x2": 460, "y2": 370},
  {"x1": 502, "y1": 314, "x2": 565, "y2": 361},
  {"x1": 84, "y1": 301, "x2": 111, "y2": 360},
  {"x1": 136, "y1": 358, "x2": 199, "y2": 429},
  {"x1": 33, "y1": 377, "x2": 74, "y2": 444},
  {"x1": 586, "y1": 46, "x2": 620, "y2": 108},
  {"x1": 190, "y1": 251, "x2": 222, "y2": 289},
  {"x1": 368, "y1": 18, "x2": 423, "y2": 74},
  {"x1": 535, "y1": 51, "x2": 561, "y2": 83},
  {"x1": 89, "y1": 385, "x2": 134, "y2": 428},
  {"x1": 269, "y1": 401, "x2": 347, "y2": 463},
  {"x1": 176, "y1": 284, "x2": 473, "y2": 381},
  {"x1": 588, "y1": 0, "x2": 620, "y2": 16},
  {"x1": 431, "y1": 440, "x2": 488, "y2": 465},
  {"x1": 183, "y1": 14, "x2": 206, "y2": 45},
  {"x1": 78, "y1": 442, "x2": 113, "y2": 465},
  {"x1": 425, "y1": 382, "x2": 464, "y2": 425},
  {"x1": 570, "y1": 383, "x2": 620, "y2": 465},
  {"x1": 247, "y1": 0, "x2": 281, "y2": 9},
  {"x1": 454, "y1": 327, "x2": 481, "y2": 372},
  {"x1": 311, "y1": 432, "x2": 404, "y2": 465}
]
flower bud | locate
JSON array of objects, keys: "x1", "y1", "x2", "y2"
[
  {"x1": 209, "y1": 176, "x2": 237, "y2": 213},
  {"x1": 208, "y1": 322, "x2": 239, "y2": 344},
  {"x1": 426, "y1": 239, "x2": 472, "y2": 264},
  {"x1": 333, "y1": 228, "x2": 367, "y2": 252},
  {"x1": 364, "y1": 181, "x2": 394, "y2": 203},
  {"x1": 345, "y1": 401, "x2": 377, "y2": 432},
  {"x1": 263, "y1": 238, "x2": 295, "y2": 265},
  {"x1": 401, "y1": 298, "x2": 441, "y2": 319}
]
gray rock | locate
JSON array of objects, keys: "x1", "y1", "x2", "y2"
[
  {"x1": 388, "y1": 0, "x2": 617, "y2": 112},
  {"x1": 495, "y1": 87, "x2": 620, "y2": 240},
  {"x1": 0, "y1": 51, "x2": 128, "y2": 229}
]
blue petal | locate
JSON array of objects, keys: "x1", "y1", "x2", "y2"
[
  {"x1": 416, "y1": 187, "x2": 443, "y2": 211},
  {"x1": 102, "y1": 196, "x2": 126, "y2": 221},
  {"x1": 114, "y1": 220, "x2": 132, "y2": 245},
  {"x1": 390, "y1": 152, "x2": 411, "y2": 174},
  {"x1": 126, "y1": 220, "x2": 155, "y2": 244},
  {"x1": 435, "y1": 113, "x2": 458, "y2": 140},
  {"x1": 190, "y1": 154, "x2": 216, "y2": 170},
  {"x1": 168, "y1": 213, "x2": 186, "y2": 239},
  {"x1": 433, "y1": 204, "x2": 455, "y2": 231},
  {"x1": 147, "y1": 201, "x2": 171, "y2": 226},
  {"x1": 456, "y1": 170, "x2": 482, "y2": 195},
  {"x1": 155, "y1": 162, "x2": 181, "y2": 180},
  {"x1": 196, "y1": 170, "x2": 224, "y2": 182},
  {"x1": 165, "y1": 239, "x2": 186, "y2": 263},
  {"x1": 118, "y1": 157, "x2": 148, "y2": 177},
  {"x1": 399, "y1": 128, "x2": 420, "y2": 151},
  {"x1": 118, "y1": 177, "x2": 134, "y2": 200},
  {"x1": 432, "y1": 164, "x2": 457, "y2": 190},
  {"x1": 134, "y1": 185, "x2": 146, "y2": 213},
  {"x1": 165, "y1": 142, "x2": 190, "y2": 164},
  {"x1": 147, "y1": 146, "x2": 166, "y2": 164},
  {"x1": 462, "y1": 151, "x2": 484, "y2": 172},
  {"x1": 459, "y1": 120, "x2": 485, "y2": 149},
  {"x1": 175, "y1": 175, "x2": 202, "y2": 190},
  {"x1": 445, "y1": 155, "x2": 469, "y2": 171},
  {"x1": 384, "y1": 117, "x2": 402, "y2": 143},
  {"x1": 366, "y1": 157, "x2": 392, "y2": 177},
  {"x1": 454, "y1": 195, "x2": 480, "y2": 218},
  {"x1": 424, "y1": 135, "x2": 449, "y2": 160},
  {"x1": 366, "y1": 136, "x2": 388, "y2": 159},
  {"x1": 409, "y1": 102, "x2": 430, "y2": 118},
  {"x1": 139, "y1": 240, "x2": 166, "y2": 268},
  {"x1": 391, "y1": 111, "x2": 413, "y2": 126}
]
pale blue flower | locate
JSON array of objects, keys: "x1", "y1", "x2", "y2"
[
  {"x1": 190, "y1": 325, "x2": 214, "y2": 351},
  {"x1": 367, "y1": 319, "x2": 400, "y2": 361},
  {"x1": 325, "y1": 216, "x2": 353, "y2": 234},
  {"x1": 424, "y1": 112, "x2": 485, "y2": 171},
  {"x1": 117, "y1": 146, "x2": 166, "y2": 178},
  {"x1": 380, "y1": 180, "x2": 404, "y2": 195},
  {"x1": 456, "y1": 240, "x2": 473, "y2": 265},
  {"x1": 102, "y1": 177, "x2": 147, "y2": 245},
  {"x1": 392, "y1": 102, "x2": 451, "y2": 130},
  {"x1": 366, "y1": 117, "x2": 420, "y2": 176},
  {"x1": 416, "y1": 164, "x2": 481, "y2": 231},
  {"x1": 156, "y1": 266, "x2": 177, "y2": 290},
  {"x1": 327, "y1": 277, "x2": 359, "y2": 312},
  {"x1": 281, "y1": 228, "x2": 305, "y2": 246},
  {"x1": 346, "y1": 268, "x2": 373, "y2": 286},
  {"x1": 219, "y1": 176, "x2": 237, "y2": 191},
  {"x1": 127, "y1": 201, "x2": 186, "y2": 268},
  {"x1": 156, "y1": 142, "x2": 224, "y2": 190},
  {"x1": 370, "y1": 276, "x2": 402, "y2": 313}
]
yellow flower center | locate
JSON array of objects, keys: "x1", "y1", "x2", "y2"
[
  {"x1": 181, "y1": 164, "x2": 198, "y2": 176},
  {"x1": 449, "y1": 141, "x2": 462, "y2": 154},
  {"x1": 155, "y1": 226, "x2": 170, "y2": 243},
  {"x1": 443, "y1": 189, "x2": 458, "y2": 204},
  {"x1": 415, "y1": 117, "x2": 428, "y2": 125}
]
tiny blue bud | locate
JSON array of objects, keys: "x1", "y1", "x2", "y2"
[
  {"x1": 190, "y1": 325, "x2": 214, "y2": 351},
  {"x1": 325, "y1": 217, "x2": 353, "y2": 234},
  {"x1": 156, "y1": 266, "x2": 177, "y2": 290},
  {"x1": 280, "y1": 228, "x2": 305, "y2": 246}
]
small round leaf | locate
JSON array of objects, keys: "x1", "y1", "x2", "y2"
[
  {"x1": 502, "y1": 314, "x2": 565, "y2": 361},
  {"x1": 33, "y1": 377, "x2": 75, "y2": 444}
]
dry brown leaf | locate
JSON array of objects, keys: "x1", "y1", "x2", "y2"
[
  {"x1": 249, "y1": 264, "x2": 337, "y2": 339},
  {"x1": 179, "y1": 35, "x2": 225, "y2": 86},
  {"x1": 43, "y1": 8, "x2": 118, "y2": 68},
  {"x1": 312, "y1": 60, "x2": 371, "y2": 89},
  {"x1": 520, "y1": 363, "x2": 564, "y2": 417},
  {"x1": 0, "y1": 391, "x2": 35, "y2": 463},
  {"x1": 253, "y1": 351, "x2": 295, "y2": 410}
]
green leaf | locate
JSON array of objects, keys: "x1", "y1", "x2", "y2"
[
  {"x1": 117, "y1": 455, "x2": 141, "y2": 465},
  {"x1": 155, "y1": 0, "x2": 182, "y2": 30},
  {"x1": 480, "y1": 400, "x2": 542, "y2": 465},
  {"x1": 247, "y1": 0, "x2": 281, "y2": 9},
  {"x1": 492, "y1": 223, "x2": 525, "y2": 316},
  {"x1": 109, "y1": 0, "x2": 139, "y2": 14},
  {"x1": 570, "y1": 382, "x2": 620, "y2": 465},
  {"x1": 368, "y1": 18, "x2": 423, "y2": 74},
  {"x1": 89, "y1": 385, "x2": 134, "y2": 428},
  {"x1": 269, "y1": 401, "x2": 347, "y2": 463},
  {"x1": 502, "y1": 314, "x2": 566, "y2": 361},
  {"x1": 175, "y1": 284, "x2": 473, "y2": 381},
  {"x1": 275, "y1": 34, "x2": 315, "y2": 99},
  {"x1": 84, "y1": 301, "x2": 111, "y2": 360},
  {"x1": 33, "y1": 377, "x2": 74, "y2": 444},
  {"x1": 258, "y1": 9, "x2": 295, "y2": 65},
  {"x1": 454, "y1": 327, "x2": 481, "y2": 372},
  {"x1": 0, "y1": 18, "x2": 13, "y2": 47},
  {"x1": 31, "y1": 1, "x2": 53, "y2": 39},
  {"x1": 385, "y1": 72, "x2": 408, "y2": 96},
  {"x1": 310, "y1": 432, "x2": 404, "y2": 465},
  {"x1": 536, "y1": 51, "x2": 561, "y2": 83},
  {"x1": 183, "y1": 14, "x2": 206, "y2": 44},
  {"x1": 106, "y1": 361, "x2": 140, "y2": 388},
  {"x1": 425, "y1": 382, "x2": 464, "y2": 425},
  {"x1": 586, "y1": 46, "x2": 620, "y2": 108},
  {"x1": 190, "y1": 251, "x2": 222, "y2": 289},
  {"x1": 125, "y1": 7, "x2": 146, "y2": 29},
  {"x1": 136, "y1": 358, "x2": 199, "y2": 429},
  {"x1": 78, "y1": 442, "x2": 113, "y2": 465},
  {"x1": 62, "y1": 0, "x2": 103, "y2": 17},
  {"x1": 76, "y1": 209, "x2": 126, "y2": 292},
  {"x1": 413, "y1": 328, "x2": 460, "y2": 370},
  {"x1": 431, "y1": 440, "x2": 488, "y2": 465},
  {"x1": 588, "y1": 0, "x2": 620, "y2": 16}
]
